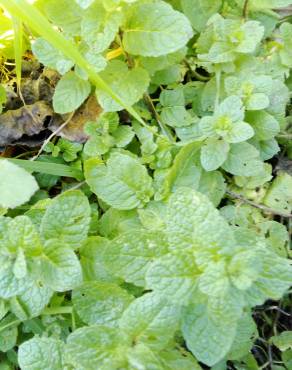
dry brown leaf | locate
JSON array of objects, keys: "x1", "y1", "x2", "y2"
[
  {"x1": 49, "y1": 95, "x2": 102, "y2": 143},
  {"x1": 0, "y1": 101, "x2": 53, "y2": 146}
]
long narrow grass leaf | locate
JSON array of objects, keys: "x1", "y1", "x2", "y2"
[
  {"x1": 12, "y1": 16, "x2": 23, "y2": 88},
  {"x1": 2, "y1": 158, "x2": 84, "y2": 179},
  {"x1": 0, "y1": 0, "x2": 145, "y2": 125}
]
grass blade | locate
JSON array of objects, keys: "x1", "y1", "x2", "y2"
[
  {"x1": 12, "y1": 16, "x2": 23, "y2": 88},
  {"x1": 0, "y1": 0, "x2": 145, "y2": 125},
  {"x1": 2, "y1": 158, "x2": 84, "y2": 179}
]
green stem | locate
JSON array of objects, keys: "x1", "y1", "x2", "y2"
[
  {"x1": 42, "y1": 306, "x2": 73, "y2": 315},
  {"x1": 144, "y1": 94, "x2": 175, "y2": 143},
  {"x1": 0, "y1": 315, "x2": 21, "y2": 333},
  {"x1": 215, "y1": 70, "x2": 221, "y2": 110}
]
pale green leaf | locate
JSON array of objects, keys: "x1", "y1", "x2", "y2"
[
  {"x1": 10, "y1": 280, "x2": 53, "y2": 320},
  {"x1": 123, "y1": 1, "x2": 193, "y2": 57},
  {"x1": 119, "y1": 293, "x2": 180, "y2": 350},
  {"x1": 200, "y1": 138, "x2": 230, "y2": 171},
  {"x1": 18, "y1": 337, "x2": 64, "y2": 370},
  {"x1": 53, "y1": 71, "x2": 91, "y2": 114},
  {"x1": 102, "y1": 231, "x2": 168, "y2": 286},
  {"x1": 182, "y1": 302, "x2": 238, "y2": 366},
  {"x1": 146, "y1": 252, "x2": 199, "y2": 303},
  {"x1": 0, "y1": 160, "x2": 39, "y2": 209},
  {"x1": 65, "y1": 326, "x2": 126, "y2": 369},
  {"x1": 32, "y1": 38, "x2": 74, "y2": 74},
  {"x1": 271, "y1": 331, "x2": 292, "y2": 351},
  {"x1": 222, "y1": 142, "x2": 264, "y2": 176},
  {"x1": 96, "y1": 61, "x2": 150, "y2": 112},
  {"x1": 40, "y1": 241, "x2": 82, "y2": 292},
  {"x1": 73, "y1": 282, "x2": 133, "y2": 327},
  {"x1": 40, "y1": 190, "x2": 91, "y2": 249},
  {"x1": 181, "y1": 0, "x2": 222, "y2": 32},
  {"x1": 263, "y1": 172, "x2": 292, "y2": 213},
  {"x1": 85, "y1": 153, "x2": 153, "y2": 210},
  {"x1": 165, "y1": 188, "x2": 234, "y2": 253}
]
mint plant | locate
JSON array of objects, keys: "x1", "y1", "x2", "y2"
[{"x1": 0, "y1": 0, "x2": 292, "y2": 369}]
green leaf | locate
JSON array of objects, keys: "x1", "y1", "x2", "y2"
[
  {"x1": 246, "y1": 111, "x2": 279, "y2": 140},
  {"x1": 127, "y1": 343, "x2": 164, "y2": 370},
  {"x1": 73, "y1": 282, "x2": 133, "y2": 327},
  {"x1": 102, "y1": 231, "x2": 168, "y2": 286},
  {"x1": 80, "y1": 237, "x2": 121, "y2": 283},
  {"x1": 165, "y1": 188, "x2": 234, "y2": 253},
  {"x1": 0, "y1": 316, "x2": 17, "y2": 352},
  {"x1": 2, "y1": 215, "x2": 41, "y2": 256},
  {"x1": 85, "y1": 153, "x2": 153, "y2": 210},
  {"x1": 248, "y1": 0, "x2": 292, "y2": 9},
  {"x1": 10, "y1": 280, "x2": 53, "y2": 320},
  {"x1": 81, "y1": 2, "x2": 122, "y2": 53},
  {"x1": 119, "y1": 293, "x2": 180, "y2": 350},
  {"x1": 53, "y1": 71, "x2": 91, "y2": 114},
  {"x1": 65, "y1": 326, "x2": 127, "y2": 369},
  {"x1": 122, "y1": 1, "x2": 193, "y2": 57},
  {"x1": 271, "y1": 331, "x2": 292, "y2": 351},
  {"x1": 40, "y1": 241, "x2": 82, "y2": 291},
  {"x1": 198, "y1": 170, "x2": 226, "y2": 207},
  {"x1": 160, "y1": 349, "x2": 202, "y2": 370},
  {"x1": 222, "y1": 142, "x2": 264, "y2": 176},
  {"x1": 96, "y1": 61, "x2": 150, "y2": 112},
  {"x1": 182, "y1": 300, "x2": 238, "y2": 366},
  {"x1": 200, "y1": 138, "x2": 230, "y2": 171},
  {"x1": 181, "y1": 0, "x2": 222, "y2": 32},
  {"x1": 198, "y1": 260, "x2": 229, "y2": 297},
  {"x1": 0, "y1": 160, "x2": 39, "y2": 209},
  {"x1": 146, "y1": 252, "x2": 199, "y2": 303},
  {"x1": 40, "y1": 190, "x2": 91, "y2": 249},
  {"x1": 18, "y1": 337, "x2": 64, "y2": 370},
  {"x1": 39, "y1": 0, "x2": 82, "y2": 36},
  {"x1": 164, "y1": 142, "x2": 202, "y2": 194},
  {"x1": 227, "y1": 313, "x2": 257, "y2": 361},
  {"x1": 32, "y1": 38, "x2": 74, "y2": 74},
  {"x1": 75, "y1": 0, "x2": 94, "y2": 8},
  {"x1": 263, "y1": 172, "x2": 292, "y2": 213},
  {"x1": 0, "y1": 257, "x2": 29, "y2": 299},
  {"x1": 160, "y1": 88, "x2": 192, "y2": 128}
]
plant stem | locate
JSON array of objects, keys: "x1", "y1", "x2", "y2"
[
  {"x1": 31, "y1": 111, "x2": 75, "y2": 161},
  {"x1": 215, "y1": 70, "x2": 221, "y2": 110},
  {"x1": 226, "y1": 190, "x2": 292, "y2": 218},
  {"x1": 243, "y1": 0, "x2": 249, "y2": 19},
  {"x1": 42, "y1": 306, "x2": 73, "y2": 315},
  {"x1": 143, "y1": 94, "x2": 175, "y2": 143}
]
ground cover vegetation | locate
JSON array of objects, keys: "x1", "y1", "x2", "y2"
[{"x1": 0, "y1": 0, "x2": 292, "y2": 369}]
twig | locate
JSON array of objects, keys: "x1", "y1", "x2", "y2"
[
  {"x1": 226, "y1": 190, "x2": 292, "y2": 218},
  {"x1": 183, "y1": 59, "x2": 210, "y2": 81},
  {"x1": 243, "y1": 0, "x2": 249, "y2": 19},
  {"x1": 31, "y1": 111, "x2": 75, "y2": 161},
  {"x1": 143, "y1": 94, "x2": 175, "y2": 143},
  {"x1": 68, "y1": 181, "x2": 86, "y2": 191}
]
